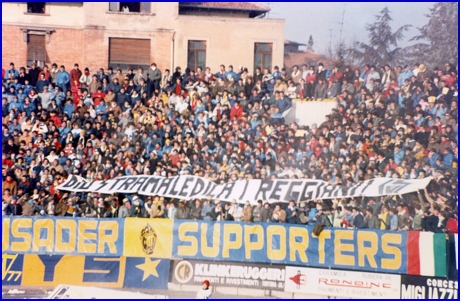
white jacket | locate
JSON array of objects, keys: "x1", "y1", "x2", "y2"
[{"x1": 196, "y1": 288, "x2": 212, "y2": 299}]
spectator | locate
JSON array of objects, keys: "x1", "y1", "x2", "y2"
[
  {"x1": 189, "y1": 199, "x2": 202, "y2": 220},
  {"x1": 119, "y1": 198, "x2": 131, "y2": 218},
  {"x1": 352, "y1": 207, "x2": 367, "y2": 229},
  {"x1": 285, "y1": 200, "x2": 297, "y2": 224},
  {"x1": 174, "y1": 200, "x2": 188, "y2": 219},
  {"x1": 56, "y1": 65, "x2": 70, "y2": 95},
  {"x1": 365, "y1": 207, "x2": 380, "y2": 229},
  {"x1": 389, "y1": 209, "x2": 399, "y2": 230},
  {"x1": 201, "y1": 199, "x2": 214, "y2": 221},
  {"x1": 410, "y1": 204, "x2": 423, "y2": 230},
  {"x1": 242, "y1": 201, "x2": 253, "y2": 222},
  {"x1": 271, "y1": 204, "x2": 286, "y2": 223},
  {"x1": 0, "y1": 60, "x2": 456, "y2": 233}
]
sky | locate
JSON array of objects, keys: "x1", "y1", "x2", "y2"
[{"x1": 266, "y1": 2, "x2": 437, "y2": 54}]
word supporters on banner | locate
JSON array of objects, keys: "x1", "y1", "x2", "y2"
[
  {"x1": 56, "y1": 175, "x2": 433, "y2": 203},
  {"x1": 172, "y1": 220, "x2": 447, "y2": 276},
  {"x1": 172, "y1": 260, "x2": 285, "y2": 291},
  {"x1": 284, "y1": 266, "x2": 401, "y2": 299},
  {"x1": 401, "y1": 276, "x2": 458, "y2": 299}
]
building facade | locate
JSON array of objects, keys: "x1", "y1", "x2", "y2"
[{"x1": 2, "y1": 2, "x2": 285, "y2": 73}]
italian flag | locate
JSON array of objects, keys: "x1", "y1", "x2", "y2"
[{"x1": 406, "y1": 231, "x2": 447, "y2": 277}]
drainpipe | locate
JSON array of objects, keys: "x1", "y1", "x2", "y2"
[{"x1": 171, "y1": 30, "x2": 177, "y2": 73}]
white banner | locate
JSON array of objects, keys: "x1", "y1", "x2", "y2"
[
  {"x1": 56, "y1": 175, "x2": 432, "y2": 203},
  {"x1": 284, "y1": 266, "x2": 401, "y2": 299}
]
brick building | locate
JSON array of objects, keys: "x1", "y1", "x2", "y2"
[{"x1": 2, "y1": 2, "x2": 285, "y2": 72}]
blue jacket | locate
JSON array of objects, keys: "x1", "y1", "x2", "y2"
[
  {"x1": 50, "y1": 91, "x2": 65, "y2": 107},
  {"x1": 56, "y1": 71, "x2": 70, "y2": 85},
  {"x1": 9, "y1": 82, "x2": 22, "y2": 91},
  {"x1": 431, "y1": 105, "x2": 447, "y2": 120},
  {"x1": 353, "y1": 213, "x2": 368, "y2": 228},
  {"x1": 394, "y1": 149, "x2": 405, "y2": 165},
  {"x1": 36, "y1": 80, "x2": 49, "y2": 93},
  {"x1": 201, "y1": 204, "x2": 214, "y2": 221},
  {"x1": 63, "y1": 103, "x2": 75, "y2": 118},
  {"x1": 276, "y1": 97, "x2": 291, "y2": 113},
  {"x1": 25, "y1": 102, "x2": 36, "y2": 117},
  {"x1": 272, "y1": 71, "x2": 282, "y2": 81},
  {"x1": 8, "y1": 123, "x2": 21, "y2": 134},
  {"x1": 225, "y1": 71, "x2": 238, "y2": 81},
  {"x1": 285, "y1": 207, "x2": 297, "y2": 224},
  {"x1": 398, "y1": 70, "x2": 413, "y2": 87},
  {"x1": 429, "y1": 153, "x2": 440, "y2": 168},
  {"x1": 16, "y1": 92, "x2": 26, "y2": 103},
  {"x1": 411, "y1": 92, "x2": 425, "y2": 107},
  {"x1": 443, "y1": 152, "x2": 453, "y2": 168},
  {"x1": 250, "y1": 119, "x2": 262, "y2": 129},
  {"x1": 59, "y1": 127, "x2": 71, "y2": 138},
  {"x1": 96, "y1": 104, "x2": 107, "y2": 115},
  {"x1": 8, "y1": 101, "x2": 23, "y2": 111},
  {"x1": 307, "y1": 208, "x2": 317, "y2": 224},
  {"x1": 23, "y1": 84, "x2": 33, "y2": 96},
  {"x1": 4, "y1": 68, "x2": 19, "y2": 80}
]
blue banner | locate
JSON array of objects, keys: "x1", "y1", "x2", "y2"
[
  {"x1": 172, "y1": 220, "x2": 409, "y2": 274},
  {"x1": 4, "y1": 254, "x2": 169, "y2": 290}
]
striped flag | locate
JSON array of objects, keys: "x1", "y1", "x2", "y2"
[{"x1": 406, "y1": 231, "x2": 447, "y2": 277}]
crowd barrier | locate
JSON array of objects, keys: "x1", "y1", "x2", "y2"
[{"x1": 2, "y1": 216, "x2": 457, "y2": 298}]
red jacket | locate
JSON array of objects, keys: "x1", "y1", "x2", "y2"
[
  {"x1": 70, "y1": 69, "x2": 82, "y2": 86},
  {"x1": 50, "y1": 115, "x2": 62, "y2": 127},
  {"x1": 446, "y1": 218, "x2": 458, "y2": 234},
  {"x1": 91, "y1": 92, "x2": 106, "y2": 106},
  {"x1": 329, "y1": 71, "x2": 343, "y2": 83},
  {"x1": 38, "y1": 70, "x2": 50, "y2": 81},
  {"x1": 305, "y1": 72, "x2": 317, "y2": 83},
  {"x1": 230, "y1": 105, "x2": 243, "y2": 120}
]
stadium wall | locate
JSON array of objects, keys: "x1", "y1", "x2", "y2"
[{"x1": 2, "y1": 217, "x2": 456, "y2": 298}]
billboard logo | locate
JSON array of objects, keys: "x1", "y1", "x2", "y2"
[
  {"x1": 140, "y1": 224, "x2": 157, "y2": 255},
  {"x1": 289, "y1": 270, "x2": 306, "y2": 289},
  {"x1": 174, "y1": 261, "x2": 193, "y2": 284}
]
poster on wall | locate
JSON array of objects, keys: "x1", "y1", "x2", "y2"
[
  {"x1": 401, "y1": 276, "x2": 458, "y2": 299},
  {"x1": 171, "y1": 260, "x2": 286, "y2": 291},
  {"x1": 284, "y1": 266, "x2": 401, "y2": 298}
]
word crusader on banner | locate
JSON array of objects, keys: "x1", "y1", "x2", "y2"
[{"x1": 57, "y1": 175, "x2": 433, "y2": 203}]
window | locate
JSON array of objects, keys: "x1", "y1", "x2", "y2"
[
  {"x1": 187, "y1": 41, "x2": 206, "y2": 72},
  {"x1": 254, "y1": 43, "x2": 272, "y2": 72},
  {"x1": 109, "y1": 38, "x2": 150, "y2": 71},
  {"x1": 109, "y1": 2, "x2": 150, "y2": 13},
  {"x1": 27, "y1": 35, "x2": 48, "y2": 67},
  {"x1": 27, "y1": 2, "x2": 46, "y2": 14}
]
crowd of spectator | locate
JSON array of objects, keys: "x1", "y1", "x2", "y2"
[{"x1": 1, "y1": 60, "x2": 458, "y2": 234}]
